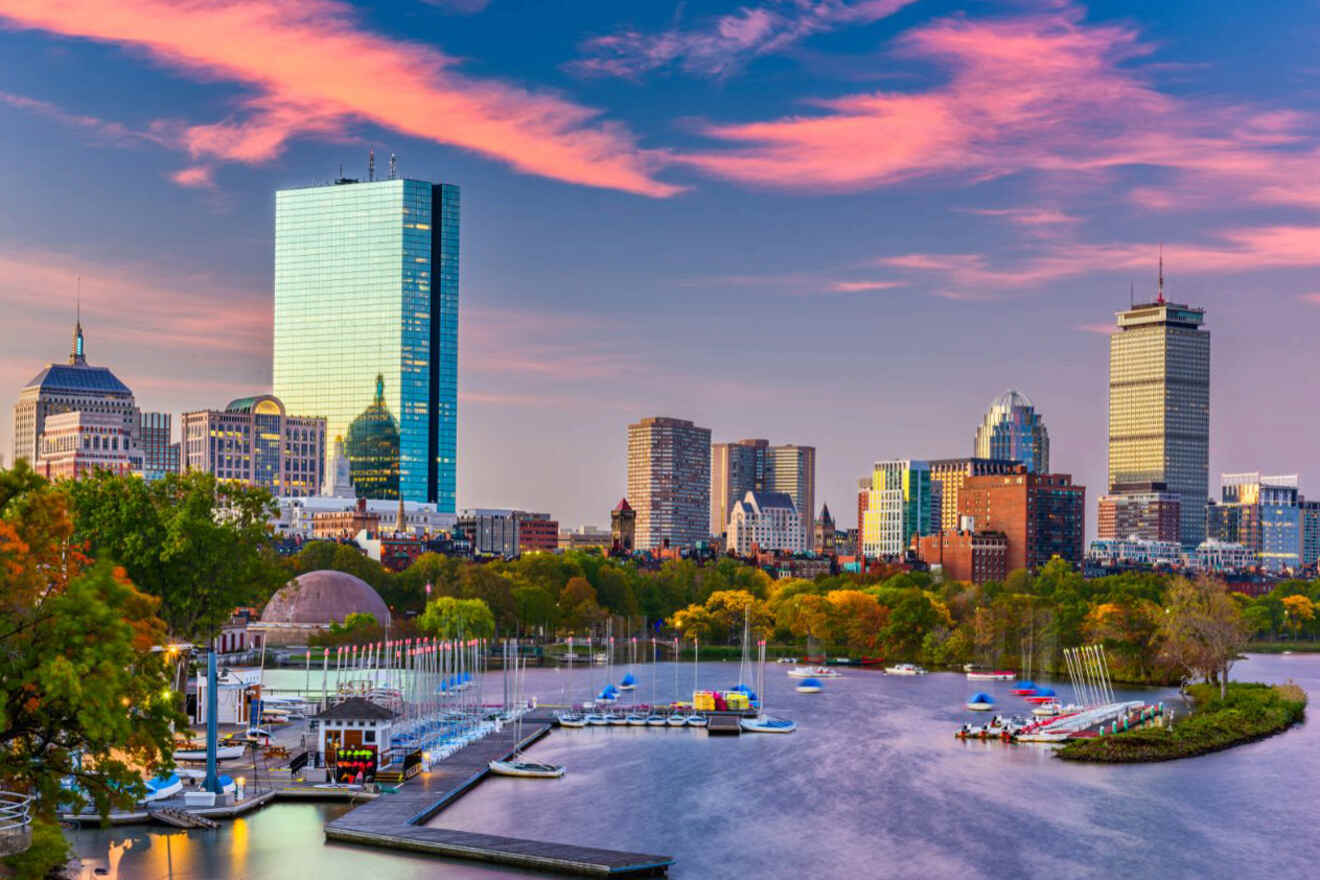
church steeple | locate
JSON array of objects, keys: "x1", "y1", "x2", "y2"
[{"x1": 69, "y1": 297, "x2": 86, "y2": 366}]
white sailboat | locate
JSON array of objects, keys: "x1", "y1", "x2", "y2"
[
  {"x1": 490, "y1": 642, "x2": 565, "y2": 779},
  {"x1": 686, "y1": 635, "x2": 706, "y2": 727},
  {"x1": 742, "y1": 637, "x2": 797, "y2": 734},
  {"x1": 646, "y1": 637, "x2": 668, "y2": 726},
  {"x1": 556, "y1": 636, "x2": 586, "y2": 728}
]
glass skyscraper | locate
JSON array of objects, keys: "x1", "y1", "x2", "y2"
[
  {"x1": 273, "y1": 177, "x2": 459, "y2": 508},
  {"x1": 1108, "y1": 295, "x2": 1209, "y2": 548},
  {"x1": 973, "y1": 390, "x2": 1049, "y2": 473}
]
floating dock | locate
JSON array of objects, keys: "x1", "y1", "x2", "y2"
[
  {"x1": 325, "y1": 713, "x2": 673, "y2": 876},
  {"x1": 706, "y1": 713, "x2": 743, "y2": 735}
]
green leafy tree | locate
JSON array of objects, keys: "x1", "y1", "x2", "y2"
[
  {"x1": 66, "y1": 470, "x2": 285, "y2": 639},
  {"x1": 881, "y1": 594, "x2": 943, "y2": 661},
  {"x1": 558, "y1": 576, "x2": 604, "y2": 633},
  {"x1": 1, "y1": 463, "x2": 182, "y2": 830},
  {"x1": 418, "y1": 596, "x2": 495, "y2": 639},
  {"x1": 512, "y1": 583, "x2": 558, "y2": 634}
]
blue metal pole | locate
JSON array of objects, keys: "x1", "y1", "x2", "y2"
[{"x1": 204, "y1": 651, "x2": 220, "y2": 793}]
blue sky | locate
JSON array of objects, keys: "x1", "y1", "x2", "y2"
[{"x1": 2, "y1": 0, "x2": 1318, "y2": 532}]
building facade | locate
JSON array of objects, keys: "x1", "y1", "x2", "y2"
[
  {"x1": 710, "y1": 439, "x2": 815, "y2": 546},
  {"x1": 13, "y1": 319, "x2": 138, "y2": 467},
  {"x1": 139, "y1": 411, "x2": 179, "y2": 481},
  {"x1": 1086, "y1": 537, "x2": 1183, "y2": 568},
  {"x1": 726, "y1": 490, "x2": 805, "y2": 556},
  {"x1": 456, "y1": 509, "x2": 556, "y2": 557},
  {"x1": 1097, "y1": 484, "x2": 1181, "y2": 542},
  {"x1": 929, "y1": 458, "x2": 1021, "y2": 534},
  {"x1": 861, "y1": 460, "x2": 934, "y2": 558},
  {"x1": 958, "y1": 468, "x2": 1086, "y2": 571},
  {"x1": 273, "y1": 176, "x2": 459, "y2": 507},
  {"x1": 611, "y1": 498, "x2": 636, "y2": 554},
  {"x1": 1108, "y1": 292, "x2": 1209, "y2": 547},
  {"x1": 973, "y1": 390, "x2": 1049, "y2": 473},
  {"x1": 35, "y1": 410, "x2": 136, "y2": 480},
  {"x1": 912, "y1": 530, "x2": 1008, "y2": 585},
  {"x1": 1208, "y1": 473, "x2": 1304, "y2": 572},
  {"x1": 627, "y1": 417, "x2": 711, "y2": 550},
  {"x1": 181, "y1": 394, "x2": 326, "y2": 497},
  {"x1": 814, "y1": 504, "x2": 835, "y2": 556},
  {"x1": 559, "y1": 526, "x2": 613, "y2": 552}
]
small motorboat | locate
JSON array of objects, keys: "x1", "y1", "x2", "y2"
[
  {"x1": 489, "y1": 759, "x2": 565, "y2": 779},
  {"x1": 796, "y1": 677, "x2": 823, "y2": 694},
  {"x1": 740, "y1": 715, "x2": 797, "y2": 734},
  {"x1": 646, "y1": 714, "x2": 668, "y2": 727},
  {"x1": 666, "y1": 714, "x2": 687, "y2": 727},
  {"x1": 686, "y1": 714, "x2": 707, "y2": 727},
  {"x1": 883, "y1": 663, "x2": 927, "y2": 676},
  {"x1": 141, "y1": 773, "x2": 182, "y2": 802},
  {"x1": 557, "y1": 712, "x2": 586, "y2": 728},
  {"x1": 776, "y1": 657, "x2": 799, "y2": 664},
  {"x1": 584, "y1": 713, "x2": 608, "y2": 726},
  {"x1": 1025, "y1": 687, "x2": 1057, "y2": 705},
  {"x1": 626, "y1": 713, "x2": 647, "y2": 726},
  {"x1": 619, "y1": 673, "x2": 637, "y2": 691},
  {"x1": 966, "y1": 692, "x2": 995, "y2": 711},
  {"x1": 787, "y1": 666, "x2": 842, "y2": 679},
  {"x1": 1012, "y1": 680, "x2": 1038, "y2": 696},
  {"x1": 1032, "y1": 700, "x2": 1064, "y2": 717},
  {"x1": 172, "y1": 744, "x2": 245, "y2": 762},
  {"x1": 966, "y1": 669, "x2": 1015, "y2": 681}
]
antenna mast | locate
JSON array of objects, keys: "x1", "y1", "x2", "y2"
[
  {"x1": 368, "y1": 148, "x2": 375, "y2": 182},
  {"x1": 1157, "y1": 244, "x2": 1165, "y2": 304},
  {"x1": 389, "y1": 153, "x2": 397, "y2": 180}
]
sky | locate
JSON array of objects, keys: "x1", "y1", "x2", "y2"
[{"x1": 2, "y1": 0, "x2": 1318, "y2": 534}]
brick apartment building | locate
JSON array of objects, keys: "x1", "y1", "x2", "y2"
[
  {"x1": 957, "y1": 467, "x2": 1085, "y2": 571},
  {"x1": 912, "y1": 529, "x2": 1008, "y2": 584}
]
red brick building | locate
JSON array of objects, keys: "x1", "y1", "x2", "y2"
[
  {"x1": 957, "y1": 467, "x2": 1085, "y2": 572},
  {"x1": 312, "y1": 498, "x2": 381, "y2": 539},
  {"x1": 912, "y1": 530, "x2": 1008, "y2": 584},
  {"x1": 1097, "y1": 485, "x2": 1181, "y2": 543},
  {"x1": 517, "y1": 516, "x2": 560, "y2": 553}
]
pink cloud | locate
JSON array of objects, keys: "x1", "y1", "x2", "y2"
[
  {"x1": 877, "y1": 225, "x2": 1320, "y2": 293},
  {"x1": 674, "y1": 4, "x2": 1320, "y2": 208},
  {"x1": 967, "y1": 208, "x2": 1079, "y2": 226},
  {"x1": 0, "y1": 0, "x2": 677, "y2": 196},
  {"x1": 1076, "y1": 322, "x2": 1119, "y2": 335},
  {"x1": 169, "y1": 165, "x2": 215, "y2": 188},
  {"x1": 1300, "y1": 293, "x2": 1320, "y2": 305},
  {"x1": 828, "y1": 280, "x2": 904, "y2": 292},
  {"x1": 570, "y1": 0, "x2": 914, "y2": 79}
]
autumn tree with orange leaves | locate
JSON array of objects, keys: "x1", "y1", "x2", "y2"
[{"x1": 0, "y1": 461, "x2": 181, "y2": 824}]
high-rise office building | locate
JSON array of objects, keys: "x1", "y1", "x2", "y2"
[
  {"x1": 973, "y1": 390, "x2": 1049, "y2": 474},
  {"x1": 710, "y1": 439, "x2": 815, "y2": 546},
  {"x1": 139, "y1": 411, "x2": 179, "y2": 481},
  {"x1": 929, "y1": 458, "x2": 1021, "y2": 533},
  {"x1": 861, "y1": 460, "x2": 934, "y2": 558},
  {"x1": 181, "y1": 394, "x2": 326, "y2": 497},
  {"x1": 959, "y1": 468, "x2": 1086, "y2": 571},
  {"x1": 13, "y1": 318, "x2": 138, "y2": 467},
  {"x1": 1208, "y1": 473, "x2": 1302, "y2": 572},
  {"x1": 1108, "y1": 281, "x2": 1209, "y2": 547},
  {"x1": 628, "y1": 417, "x2": 711, "y2": 550},
  {"x1": 273, "y1": 175, "x2": 459, "y2": 507}
]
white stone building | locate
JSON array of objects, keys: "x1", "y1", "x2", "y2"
[{"x1": 727, "y1": 491, "x2": 805, "y2": 556}]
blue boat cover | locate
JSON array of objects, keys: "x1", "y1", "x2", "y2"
[
  {"x1": 620, "y1": 673, "x2": 637, "y2": 686},
  {"x1": 968, "y1": 692, "x2": 995, "y2": 703},
  {"x1": 1036, "y1": 687, "x2": 1056, "y2": 697},
  {"x1": 1014, "y1": 680, "x2": 1036, "y2": 689},
  {"x1": 799, "y1": 678, "x2": 823, "y2": 687}
]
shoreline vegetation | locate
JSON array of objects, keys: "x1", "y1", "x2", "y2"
[{"x1": 1057, "y1": 682, "x2": 1307, "y2": 763}]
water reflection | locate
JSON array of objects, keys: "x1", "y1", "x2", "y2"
[{"x1": 70, "y1": 656, "x2": 1320, "y2": 879}]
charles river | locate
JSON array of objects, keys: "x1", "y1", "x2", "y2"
[{"x1": 72, "y1": 654, "x2": 1320, "y2": 878}]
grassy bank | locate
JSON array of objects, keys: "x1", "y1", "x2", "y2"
[
  {"x1": 1058, "y1": 682, "x2": 1307, "y2": 763},
  {"x1": 1246, "y1": 642, "x2": 1320, "y2": 654}
]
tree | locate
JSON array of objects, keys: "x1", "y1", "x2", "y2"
[
  {"x1": 418, "y1": 596, "x2": 495, "y2": 639},
  {"x1": 825, "y1": 590, "x2": 888, "y2": 655},
  {"x1": 559, "y1": 577, "x2": 604, "y2": 633},
  {"x1": 776, "y1": 593, "x2": 832, "y2": 646},
  {"x1": 512, "y1": 583, "x2": 558, "y2": 634},
  {"x1": 670, "y1": 603, "x2": 718, "y2": 640},
  {"x1": 881, "y1": 594, "x2": 943, "y2": 661},
  {"x1": 1281, "y1": 594, "x2": 1314, "y2": 639},
  {"x1": 0, "y1": 463, "x2": 181, "y2": 827},
  {"x1": 66, "y1": 471, "x2": 285, "y2": 640},
  {"x1": 1158, "y1": 576, "x2": 1251, "y2": 698}
]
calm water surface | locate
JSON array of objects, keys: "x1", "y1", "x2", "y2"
[{"x1": 72, "y1": 654, "x2": 1320, "y2": 878}]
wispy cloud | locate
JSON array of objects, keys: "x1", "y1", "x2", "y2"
[
  {"x1": 569, "y1": 0, "x2": 914, "y2": 79},
  {"x1": 0, "y1": 0, "x2": 677, "y2": 196},
  {"x1": 1076, "y1": 322, "x2": 1118, "y2": 335},
  {"x1": 876, "y1": 225, "x2": 1320, "y2": 294},
  {"x1": 964, "y1": 208, "x2": 1080, "y2": 227},
  {"x1": 674, "y1": 4, "x2": 1320, "y2": 209},
  {"x1": 828, "y1": 280, "x2": 904, "y2": 292},
  {"x1": 1299, "y1": 293, "x2": 1320, "y2": 305}
]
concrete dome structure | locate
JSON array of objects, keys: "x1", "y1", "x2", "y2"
[{"x1": 253, "y1": 570, "x2": 391, "y2": 646}]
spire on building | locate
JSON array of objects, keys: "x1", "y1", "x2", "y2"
[
  {"x1": 1157, "y1": 244, "x2": 1165, "y2": 305},
  {"x1": 69, "y1": 292, "x2": 85, "y2": 366},
  {"x1": 368, "y1": 147, "x2": 375, "y2": 182},
  {"x1": 396, "y1": 495, "x2": 406, "y2": 533}
]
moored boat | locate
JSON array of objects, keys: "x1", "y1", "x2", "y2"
[
  {"x1": 795, "y1": 677, "x2": 823, "y2": 694},
  {"x1": 488, "y1": 760, "x2": 565, "y2": 779},
  {"x1": 786, "y1": 665, "x2": 842, "y2": 679},
  {"x1": 584, "y1": 713, "x2": 608, "y2": 726},
  {"x1": 646, "y1": 714, "x2": 668, "y2": 727},
  {"x1": 966, "y1": 691, "x2": 995, "y2": 711},
  {"x1": 626, "y1": 713, "x2": 647, "y2": 726},
  {"x1": 883, "y1": 663, "x2": 927, "y2": 676},
  {"x1": 741, "y1": 715, "x2": 797, "y2": 734},
  {"x1": 172, "y1": 744, "x2": 245, "y2": 762},
  {"x1": 666, "y1": 714, "x2": 687, "y2": 727},
  {"x1": 966, "y1": 670, "x2": 1015, "y2": 681},
  {"x1": 557, "y1": 712, "x2": 586, "y2": 728},
  {"x1": 686, "y1": 714, "x2": 707, "y2": 727}
]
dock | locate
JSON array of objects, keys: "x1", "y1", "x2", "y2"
[
  {"x1": 706, "y1": 713, "x2": 743, "y2": 735},
  {"x1": 147, "y1": 806, "x2": 219, "y2": 830},
  {"x1": 325, "y1": 713, "x2": 673, "y2": 876}
]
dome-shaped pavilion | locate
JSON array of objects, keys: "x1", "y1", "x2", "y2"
[{"x1": 252, "y1": 569, "x2": 391, "y2": 646}]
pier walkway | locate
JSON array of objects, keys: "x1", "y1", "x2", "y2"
[{"x1": 325, "y1": 713, "x2": 673, "y2": 876}]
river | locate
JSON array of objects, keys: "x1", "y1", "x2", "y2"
[{"x1": 70, "y1": 653, "x2": 1320, "y2": 878}]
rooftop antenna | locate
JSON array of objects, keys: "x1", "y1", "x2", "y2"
[
  {"x1": 338, "y1": 163, "x2": 343, "y2": 180},
  {"x1": 1157, "y1": 243, "x2": 1165, "y2": 305},
  {"x1": 1129, "y1": 281, "x2": 1134, "y2": 309},
  {"x1": 389, "y1": 153, "x2": 397, "y2": 180},
  {"x1": 368, "y1": 148, "x2": 375, "y2": 182}
]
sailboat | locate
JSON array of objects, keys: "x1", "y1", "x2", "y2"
[
  {"x1": 686, "y1": 635, "x2": 706, "y2": 727},
  {"x1": 742, "y1": 638, "x2": 797, "y2": 734},
  {"x1": 557, "y1": 637, "x2": 586, "y2": 728},
  {"x1": 490, "y1": 642, "x2": 565, "y2": 778},
  {"x1": 581, "y1": 636, "x2": 609, "y2": 726},
  {"x1": 646, "y1": 638, "x2": 668, "y2": 726},
  {"x1": 666, "y1": 637, "x2": 687, "y2": 726}
]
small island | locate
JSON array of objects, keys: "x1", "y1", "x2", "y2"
[{"x1": 1058, "y1": 681, "x2": 1307, "y2": 763}]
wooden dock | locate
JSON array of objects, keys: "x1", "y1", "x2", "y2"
[
  {"x1": 148, "y1": 806, "x2": 219, "y2": 829},
  {"x1": 706, "y1": 712, "x2": 743, "y2": 735},
  {"x1": 325, "y1": 715, "x2": 673, "y2": 876}
]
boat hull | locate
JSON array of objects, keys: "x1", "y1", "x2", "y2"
[
  {"x1": 741, "y1": 716, "x2": 797, "y2": 734},
  {"x1": 796, "y1": 685, "x2": 822, "y2": 694},
  {"x1": 173, "y1": 745, "x2": 245, "y2": 762},
  {"x1": 488, "y1": 760, "x2": 565, "y2": 779}
]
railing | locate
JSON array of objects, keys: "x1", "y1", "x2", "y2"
[{"x1": 0, "y1": 790, "x2": 33, "y2": 857}]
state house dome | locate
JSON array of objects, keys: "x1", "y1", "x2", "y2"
[{"x1": 255, "y1": 570, "x2": 391, "y2": 645}]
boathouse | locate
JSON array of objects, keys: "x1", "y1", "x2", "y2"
[{"x1": 312, "y1": 697, "x2": 398, "y2": 783}]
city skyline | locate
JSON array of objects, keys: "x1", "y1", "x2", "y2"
[{"x1": 3, "y1": 0, "x2": 1319, "y2": 532}]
